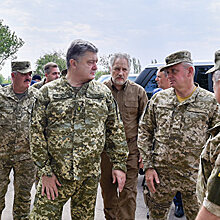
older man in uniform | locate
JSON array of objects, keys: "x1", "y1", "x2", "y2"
[
  {"x1": 138, "y1": 50, "x2": 220, "y2": 220},
  {"x1": 29, "y1": 39, "x2": 129, "y2": 220},
  {"x1": 0, "y1": 61, "x2": 38, "y2": 219},
  {"x1": 32, "y1": 62, "x2": 60, "y2": 89},
  {"x1": 100, "y1": 53, "x2": 148, "y2": 220},
  {"x1": 196, "y1": 50, "x2": 220, "y2": 220}
]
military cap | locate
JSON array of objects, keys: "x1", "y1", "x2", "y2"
[
  {"x1": 11, "y1": 61, "x2": 32, "y2": 74},
  {"x1": 160, "y1": 50, "x2": 193, "y2": 71},
  {"x1": 206, "y1": 50, "x2": 220, "y2": 74}
]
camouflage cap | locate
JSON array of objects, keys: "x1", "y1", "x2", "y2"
[
  {"x1": 11, "y1": 61, "x2": 32, "y2": 74},
  {"x1": 206, "y1": 50, "x2": 220, "y2": 74},
  {"x1": 160, "y1": 50, "x2": 193, "y2": 71}
]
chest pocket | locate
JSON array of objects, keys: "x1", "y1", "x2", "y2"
[
  {"x1": 85, "y1": 94, "x2": 108, "y2": 124},
  {"x1": 47, "y1": 93, "x2": 74, "y2": 127},
  {"x1": 124, "y1": 100, "x2": 138, "y2": 115},
  {"x1": 155, "y1": 104, "x2": 173, "y2": 131},
  {"x1": 0, "y1": 103, "x2": 14, "y2": 126},
  {"x1": 185, "y1": 107, "x2": 209, "y2": 125}
]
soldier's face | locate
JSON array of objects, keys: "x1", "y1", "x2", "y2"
[
  {"x1": 46, "y1": 67, "x2": 60, "y2": 83},
  {"x1": 111, "y1": 58, "x2": 129, "y2": 86},
  {"x1": 155, "y1": 70, "x2": 170, "y2": 90},
  {"x1": 73, "y1": 51, "x2": 98, "y2": 81},
  {"x1": 166, "y1": 63, "x2": 189, "y2": 90},
  {"x1": 12, "y1": 71, "x2": 32, "y2": 91}
]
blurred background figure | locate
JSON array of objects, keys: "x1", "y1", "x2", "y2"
[{"x1": 32, "y1": 62, "x2": 60, "y2": 89}]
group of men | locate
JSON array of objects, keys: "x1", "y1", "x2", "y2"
[{"x1": 0, "y1": 38, "x2": 220, "y2": 220}]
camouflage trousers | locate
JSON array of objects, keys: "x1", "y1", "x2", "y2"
[
  {"x1": 29, "y1": 174, "x2": 99, "y2": 220},
  {"x1": 0, "y1": 159, "x2": 36, "y2": 220},
  {"x1": 144, "y1": 166, "x2": 199, "y2": 220},
  {"x1": 100, "y1": 140, "x2": 139, "y2": 220}
]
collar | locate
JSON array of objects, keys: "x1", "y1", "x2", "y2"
[
  {"x1": 2, "y1": 84, "x2": 35, "y2": 101},
  {"x1": 61, "y1": 75, "x2": 90, "y2": 96},
  {"x1": 166, "y1": 83, "x2": 200, "y2": 106}
]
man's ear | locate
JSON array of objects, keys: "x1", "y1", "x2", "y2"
[
  {"x1": 69, "y1": 59, "x2": 77, "y2": 68},
  {"x1": 11, "y1": 72, "x2": 15, "y2": 79},
  {"x1": 188, "y1": 66, "x2": 194, "y2": 77}
]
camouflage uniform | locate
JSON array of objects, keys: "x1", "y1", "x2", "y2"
[
  {"x1": 138, "y1": 86, "x2": 220, "y2": 220},
  {"x1": 196, "y1": 122, "x2": 220, "y2": 217},
  {"x1": 29, "y1": 76, "x2": 128, "y2": 220},
  {"x1": 31, "y1": 78, "x2": 46, "y2": 89},
  {"x1": 0, "y1": 84, "x2": 38, "y2": 220},
  {"x1": 196, "y1": 50, "x2": 220, "y2": 218},
  {"x1": 100, "y1": 79, "x2": 148, "y2": 220}
]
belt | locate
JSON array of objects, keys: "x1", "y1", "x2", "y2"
[{"x1": 126, "y1": 136, "x2": 137, "y2": 143}]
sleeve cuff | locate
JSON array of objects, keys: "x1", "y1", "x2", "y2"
[
  {"x1": 203, "y1": 198, "x2": 220, "y2": 217},
  {"x1": 38, "y1": 165, "x2": 53, "y2": 177},
  {"x1": 112, "y1": 164, "x2": 127, "y2": 173}
]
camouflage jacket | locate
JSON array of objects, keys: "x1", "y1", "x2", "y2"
[
  {"x1": 32, "y1": 78, "x2": 46, "y2": 89},
  {"x1": 0, "y1": 84, "x2": 39, "y2": 163},
  {"x1": 138, "y1": 86, "x2": 220, "y2": 180},
  {"x1": 196, "y1": 122, "x2": 220, "y2": 216},
  {"x1": 30, "y1": 76, "x2": 128, "y2": 180}
]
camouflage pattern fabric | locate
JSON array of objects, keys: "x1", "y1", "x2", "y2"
[
  {"x1": 197, "y1": 122, "x2": 220, "y2": 217},
  {"x1": 30, "y1": 175, "x2": 99, "y2": 220},
  {"x1": 161, "y1": 50, "x2": 192, "y2": 71},
  {"x1": 30, "y1": 76, "x2": 128, "y2": 219},
  {"x1": 32, "y1": 78, "x2": 46, "y2": 89},
  {"x1": 0, "y1": 85, "x2": 39, "y2": 162},
  {"x1": 138, "y1": 85, "x2": 220, "y2": 219},
  {"x1": 0, "y1": 84, "x2": 38, "y2": 219},
  {"x1": 0, "y1": 159, "x2": 36, "y2": 220}
]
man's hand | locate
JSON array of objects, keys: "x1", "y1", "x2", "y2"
[
  {"x1": 138, "y1": 156, "x2": 144, "y2": 169},
  {"x1": 42, "y1": 174, "x2": 61, "y2": 200},
  {"x1": 112, "y1": 170, "x2": 126, "y2": 192},
  {"x1": 145, "y1": 168, "x2": 160, "y2": 194}
]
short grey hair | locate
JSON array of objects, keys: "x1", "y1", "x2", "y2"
[
  {"x1": 213, "y1": 70, "x2": 220, "y2": 82},
  {"x1": 182, "y1": 62, "x2": 195, "y2": 74},
  {"x1": 66, "y1": 39, "x2": 98, "y2": 69},
  {"x1": 109, "y1": 53, "x2": 131, "y2": 69},
  {"x1": 44, "y1": 62, "x2": 58, "y2": 74},
  {"x1": 157, "y1": 67, "x2": 168, "y2": 77}
]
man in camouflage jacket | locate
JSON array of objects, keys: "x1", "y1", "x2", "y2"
[
  {"x1": 0, "y1": 61, "x2": 38, "y2": 220},
  {"x1": 32, "y1": 62, "x2": 60, "y2": 89},
  {"x1": 29, "y1": 39, "x2": 129, "y2": 220},
  {"x1": 138, "y1": 51, "x2": 220, "y2": 220},
  {"x1": 196, "y1": 50, "x2": 220, "y2": 220}
]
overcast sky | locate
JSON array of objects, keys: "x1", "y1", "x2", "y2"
[{"x1": 0, "y1": 0, "x2": 220, "y2": 78}]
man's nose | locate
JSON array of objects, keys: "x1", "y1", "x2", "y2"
[
  {"x1": 92, "y1": 63, "x2": 97, "y2": 70},
  {"x1": 118, "y1": 69, "x2": 124, "y2": 75}
]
